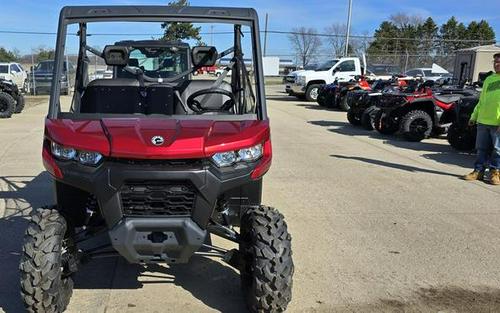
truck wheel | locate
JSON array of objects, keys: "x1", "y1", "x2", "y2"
[
  {"x1": 240, "y1": 206, "x2": 294, "y2": 313},
  {"x1": 305, "y1": 84, "x2": 321, "y2": 102},
  {"x1": 361, "y1": 106, "x2": 378, "y2": 130},
  {"x1": 20, "y1": 207, "x2": 75, "y2": 313},
  {"x1": 374, "y1": 110, "x2": 398, "y2": 135},
  {"x1": 347, "y1": 108, "x2": 361, "y2": 125},
  {"x1": 0, "y1": 91, "x2": 16, "y2": 118},
  {"x1": 400, "y1": 110, "x2": 433, "y2": 142},
  {"x1": 15, "y1": 94, "x2": 25, "y2": 114},
  {"x1": 447, "y1": 123, "x2": 476, "y2": 151}
]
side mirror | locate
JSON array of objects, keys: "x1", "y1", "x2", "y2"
[
  {"x1": 103, "y1": 45, "x2": 129, "y2": 66},
  {"x1": 192, "y1": 46, "x2": 218, "y2": 68}
]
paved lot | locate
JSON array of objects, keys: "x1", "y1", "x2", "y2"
[{"x1": 1, "y1": 86, "x2": 500, "y2": 312}]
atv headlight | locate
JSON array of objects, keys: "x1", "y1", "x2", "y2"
[
  {"x1": 211, "y1": 144, "x2": 263, "y2": 168},
  {"x1": 212, "y1": 151, "x2": 238, "y2": 167},
  {"x1": 77, "y1": 150, "x2": 103, "y2": 166},
  {"x1": 51, "y1": 142, "x2": 76, "y2": 160},
  {"x1": 238, "y1": 144, "x2": 263, "y2": 162}
]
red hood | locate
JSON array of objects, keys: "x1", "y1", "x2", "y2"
[{"x1": 45, "y1": 118, "x2": 270, "y2": 159}]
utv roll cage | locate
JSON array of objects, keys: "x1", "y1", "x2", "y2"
[{"x1": 49, "y1": 6, "x2": 266, "y2": 120}]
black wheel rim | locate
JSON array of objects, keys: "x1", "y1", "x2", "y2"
[{"x1": 409, "y1": 118, "x2": 429, "y2": 134}]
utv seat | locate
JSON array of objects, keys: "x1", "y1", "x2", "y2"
[
  {"x1": 434, "y1": 94, "x2": 462, "y2": 104},
  {"x1": 80, "y1": 79, "x2": 174, "y2": 115},
  {"x1": 177, "y1": 80, "x2": 232, "y2": 114}
]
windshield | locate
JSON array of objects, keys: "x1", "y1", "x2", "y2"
[
  {"x1": 35, "y1": 61, "x2": 54, "y2": 72},
  {"x1": 423, "y1": 70, "x2": 434, "y2": 77},
  {"x1": 0, "y1": 65, "x2": 8, "y2": 73},
  {"x1": 117, "y1": 46, "x2": 189, "y2": 79},
  {"x1": 316, "y1": 60, "x2": 339, "y2": 72},
  {"x1": 56, "y1": 20, "x2": 260, "y2": 118}
]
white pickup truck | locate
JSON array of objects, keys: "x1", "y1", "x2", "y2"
[{"x1": 286, "y1": 57, "x2": 363, "y2": 101}]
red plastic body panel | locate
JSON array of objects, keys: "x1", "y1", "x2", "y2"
[{"x1": 44, "y1": 118, "x2": 271, "y2": 160}]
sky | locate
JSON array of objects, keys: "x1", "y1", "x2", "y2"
[{"x1": 1, "y1": 0, "x2": 499, "y2": 57}]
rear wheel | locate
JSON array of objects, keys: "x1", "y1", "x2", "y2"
[
  {"x1": 240, "y1": 206, "x2": 294, "y2": 313},
  {"x1": 447, "y1": 123, "x2": 476, "y2": 151},
  {"x1": 400, "y1": 110, "x2": 433, "y2": 142},
  {"x1": 361, "y1": 106, "x2": 378, "y2": 131},
  {"x1": 0, "y1": 91, "x2": 16, "y2": 118},
  {"x1": 305, "y1": 84, "x2": 321, "y2": 102},
  {"x1": 374, "y1": 110, "x2": 398, "y2": 135},
  {"x1": 347, "y1": 108, "x2": 361, "y2": 125},
  {"x1": 20, "y1": 207, "x2": 76, "y2": 313}
]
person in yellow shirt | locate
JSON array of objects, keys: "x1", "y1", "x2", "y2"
[{"x1": 463, "y1": 53, "x2": 500, "y2": 185}]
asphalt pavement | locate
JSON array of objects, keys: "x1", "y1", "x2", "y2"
[{"x1": 1, "y1": 86, "x2": 499, "y2": 313}]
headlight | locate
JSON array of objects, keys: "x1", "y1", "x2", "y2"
[
  {"x1": 51, "y1": 142, "x2": 76, "y2": 160},
  {"x1": 296, "y1": 76, "x2": 306, "y2": 85},
  {"x1": 211, "y1": 144, "x2": 263, "y2": 168},
  {"x1": 78, "y1": 151, "x2": 103, "y2": 165},
  {"x1": 50, "y1": 141, "x2": 103, "y2": 166}
]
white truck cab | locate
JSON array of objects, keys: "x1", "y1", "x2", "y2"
[
  {"x1": 0, "y1": 63, "x2": 28, "y2": 92},
  {"x1": 287, "y1": 57, "x2": 363, "y2": 101}
]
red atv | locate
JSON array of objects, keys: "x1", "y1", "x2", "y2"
[
  {"x1": 19, "y1": 6, "x2": 293, "y2": 313},
  {"x1": 374, "y1": 81, "x2": 477, "y2": 141}
]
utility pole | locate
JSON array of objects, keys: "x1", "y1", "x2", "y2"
[
  {"x1": 344, "y1": 0, "x2": 353, "y2": 57},
  {"x1": 210, "y1": 25, "x2": 214, "y2": 46},
  {"x1": 263, "y1": 13, "x2": 269, "y2": 57}
]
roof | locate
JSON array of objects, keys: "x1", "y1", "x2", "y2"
[
  {"x1": 114, "y1": 40, "x2": 190, "y2": 48},
  {"x1": 59, "y1": 6, "x2": 258, "y2": 23},
  {"x1": 457, "y1": 44, "x2": 500, "y2": 52}
]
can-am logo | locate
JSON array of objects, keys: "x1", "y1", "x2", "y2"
[{"x1": 151, "y1": 136, "x2": 164, "y2": 146}]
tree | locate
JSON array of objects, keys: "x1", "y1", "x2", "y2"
[
  {"x1": 161, "y1": 0, "x2": 202, "y2": 43},
  {"x1": 466, "y1": 20, "x2": 495, "y2": 46},
  {"x1": 418, "y1": 17, "x2": 438, "y2": 55},
  {"x1": 0, "y1": 47, "x2": 19, "y2": 62},
  {"x1": 288, "y1": 27, "x2": 322, "y2": 67},
  {"x1": 34, "y1": 47, "x2": 55, "y2": 62},
  {"x1": 439, "y1": 17, "x2": 468, "y2": 53},
  {"x1": 367, "y1": 21, "x2": 400, "y2": 55},
  {"x1": 324, "y1": 23, "x2": 348, "y2": 58}
]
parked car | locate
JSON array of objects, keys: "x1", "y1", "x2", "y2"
[
  {"x1": 405, "y1": 64, "x2": 450, "y2": 82},
  {"x1": 287, "y1": 58, "x2": 364, "y2": 101},
  {"x1": 0, "y1": 79, "x2": 25, "y2": 118},
  {"x1": 31, "y1": 60, "x2": 75, "y2": 95},
  {"x1": 366, "y1": 64, "x2": 402, "y2": 80},
  {"x1": 0, "y1": 62, "x2": 28, "y2": 92}
]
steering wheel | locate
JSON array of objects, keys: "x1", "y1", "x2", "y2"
[{"x1": 186, "y1": 88, "x2": 236, "y2": 113}]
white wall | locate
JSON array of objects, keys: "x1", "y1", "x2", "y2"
[{"x1": 262, "y1": 57, "x2": 280, "y2": 76}]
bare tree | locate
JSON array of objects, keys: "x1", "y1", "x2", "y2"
[
  {"x1": 389, "y1": 13, "x2": 423, "y2": 27},
  {"x1": 288, "y1": 27, "x2": 322, "y2": 67},
  {"x1": 324, "y1": 23, "x2": 348, "y2": 58}
]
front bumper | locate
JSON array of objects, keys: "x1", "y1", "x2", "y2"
[
  {"x1": 53, "y1": 158, "x2": 261, "y2": 263},
  {"x1": 288, "y1": 84, "x2": 306, "y2": 95}
]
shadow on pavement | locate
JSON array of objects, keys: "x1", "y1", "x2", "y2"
[
  {"x1": 0, "y1": 173, "x2": 247, "y2": 313},
  {"x1": 318, "y1": 286, "x2": 500, "y2": 313},
  {"x1": 309, "y1": 119, "x2": 477, "y2": 169},
  {"x1": 330, "y1": 154, "x2": 460, "y2": 178}
]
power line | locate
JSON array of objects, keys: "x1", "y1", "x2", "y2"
[{"x1": 0, "y1": 28, "x2": 497, "y2": 44}]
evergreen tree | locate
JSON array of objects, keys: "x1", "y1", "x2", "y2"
[
  {"x1": 161, "y1": 0, "x2": 202, "y2": 44},
  {"x1": 0, "y1": 47, "x2": 19, "y2": 62}
]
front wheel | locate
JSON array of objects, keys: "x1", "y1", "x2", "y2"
[
  {"x1": 240, "y1": 206, "x2": 294, "y2": 313},
  {"x1": 361, "y1": 106, "x2": 378, "y2": 131},
  {"x1": 20, "y1": 207, "x2": 76, "y2": 313},
  {"x1": 15, "y1": 94, "x2": 25, "y2": 114},
  {"x1": 305, "y1": 84, "x2": 321, "y2": 102},
  {"x1": 339, "y1": 94, "x2": 350, "y2": 111}
]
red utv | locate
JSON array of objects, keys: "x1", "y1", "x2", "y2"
[{"x1": 19, "y1": 6, "x2": 293, "y2": 313}]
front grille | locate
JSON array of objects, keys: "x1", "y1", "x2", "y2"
[
  {"x1": 285, "y1": 76, "x2": 295, "y2": 83},
  {"x1": 120, "y1": 182, "x2": 196, "y2": 216},
  {"x1": 109, "y1": 158, "x2": 204, "y2": 168}
]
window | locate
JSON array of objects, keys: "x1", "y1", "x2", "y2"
[
  {"x1": 337, "y1": 60, "x2": 355, "y2": 72},
  {"x1": 406, "y1": 70, "x2": 418, "y2": 76},
  {"x1": 0, "y1": 65, "x2": 8, "y2": 73},
  {"x1": 10, "y1": 64, "x2": 18, "y2": 73}
]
